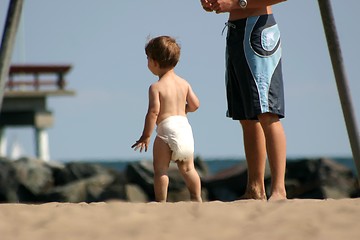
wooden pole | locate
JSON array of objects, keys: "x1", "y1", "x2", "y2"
[
  {"x1": 318, "y1": 0, "x2": 360, "y2": 183},
  {"x1": 0, "y1": 0, "x2": 24, "y2": 109}
]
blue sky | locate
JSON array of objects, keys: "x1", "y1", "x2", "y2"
[{"x1": 0, "y1": 1, "x2": 359, "y2": 161}]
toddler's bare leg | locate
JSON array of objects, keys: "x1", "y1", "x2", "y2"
[
  {"x1": 258, "y1": 113, "x2": 287, "y2": 201},
  {"x1": 240, "y1": 120, "x2": 267, "y2": 200},
  {"x1": 177, "y1": 158, "x2": 202, "y2": 202},
  {"x1": 153, "y1": 137, "x2": 171, "y2": 202}
]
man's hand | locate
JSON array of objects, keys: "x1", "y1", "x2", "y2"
[
  {"x1": 206, "y1": 0, "x2": 238, "y2": 13},
  {"x1": 200, "y1": 0, "x2": 214, "y2": 12}
]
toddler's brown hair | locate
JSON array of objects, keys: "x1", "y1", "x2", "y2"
[{"x1": 145, "y1": 36, "x2": 180, "y2": 69}]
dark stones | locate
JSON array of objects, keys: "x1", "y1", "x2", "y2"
[{"x1": 0, "y1": 156, "x2": 358, "y2": 203}]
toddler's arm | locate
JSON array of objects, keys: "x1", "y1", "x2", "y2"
[
  {"x1": 186, "y1": 85, "x2": 200, "y2": 113},
  {"x1": 132, "y1": 85, "x2": 159, "y2": 152}
]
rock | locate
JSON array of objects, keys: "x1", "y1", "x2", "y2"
[
  {"x1": 13, "y1": 157, "x2": 55, "y2": 202},
  {"x1": 0, "y1": 157, "x2": 130, "y2": 203},
  {"x1": 202, "y1": 157, "x2": 358, "y2": 201},
  {"x1": 52, "y1": 161, "x2": 115, "y2": 186},
  {"x1": 0, "y1": 158, "x2": 19, "y2": 203},
  {"x1": 194, "y1": 156, "x2": 210, "y2": 177},
  {"x1": 202, "y1": 164, "x2": 246, "y2": 201},
  {"x1": 0, "y1": 156, "x2": 357, "y2": 203},
  {"x1": 125, "y1": 161, "x2": 155, "y2": 200},
  {"x1": 125, "y1": 184, "x2": 148, "y2": 202},
  {"x1": 285, "y1": 158, "x2": 358, "y2": 199},
  {"x1": 40, "y1": 173, "x2": 123, "y2": 203},
  {"x1": 39, "y1": 161, "x2": 129, "y2": 203}
]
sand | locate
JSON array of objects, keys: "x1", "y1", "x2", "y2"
[{"x1": 0, "y1": 199, "x2": 359, "y2": 240}]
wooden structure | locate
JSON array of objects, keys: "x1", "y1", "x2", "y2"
[{"x1": 0, "y1": 64, "x2": 75, "y2": 161}]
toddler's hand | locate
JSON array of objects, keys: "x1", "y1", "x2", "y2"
[{"x1": 131, "y1": 138, "x2": 149, "y2": 152}]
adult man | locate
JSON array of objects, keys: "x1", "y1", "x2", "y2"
[{"x1": 200, "y1": 0, "x2": 287, "y2": 200}]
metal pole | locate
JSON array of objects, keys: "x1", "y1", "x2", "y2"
[
  {"x1": 318, "y1": 0, "x2": 360, "y2": 183},
  {"x1": 0, "y1": 0, "x2": 24, "y2": 109}
]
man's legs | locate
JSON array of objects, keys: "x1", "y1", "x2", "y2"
[
  {"x1": 177, "y1": 159, "x2": 202, "y2": 202},
  {"x1": 153, "y1": 136, "x2": 171, "y2": 202},
  {"x1": 258, "y1": 113, "x2": 287, "y2": 200},
  {"x1": 240, "y1": 120, "x2": 267, "y2": 200}
]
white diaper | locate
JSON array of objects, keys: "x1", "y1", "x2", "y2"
[{"x1": 156, "y1": 115, "x2": 194, "y2": 161}]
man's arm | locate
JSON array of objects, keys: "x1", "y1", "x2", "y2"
[
  {"x1": 240, "y1": 0, "x2": 286, "y2": 9},
  {"x1": 202, "y1": 0, "x2": 286, "y2": 13}
]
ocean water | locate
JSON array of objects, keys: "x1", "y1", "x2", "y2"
[
  {"x1": 92, "y1": 158, "x2": 244, "y2": 175},
  {"x1": 66, "y1": 157, "x2": 358, "y2": 176}
]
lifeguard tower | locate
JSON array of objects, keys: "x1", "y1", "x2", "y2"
[{"x1": 0, "y1": 64, "x2": 75, "y2": 161}]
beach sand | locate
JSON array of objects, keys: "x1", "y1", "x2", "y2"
[{"x1": 1, "y1": 199, "x2": 359, "y2": 240}]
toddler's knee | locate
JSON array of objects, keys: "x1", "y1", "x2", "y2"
[
  {"x1": 153, "y1": 168, "x2": 168, "y2": 177},
  {"x1": 178, "y1": 163, "x2": 194, "y2": 174}
]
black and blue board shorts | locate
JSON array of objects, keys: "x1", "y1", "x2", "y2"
[{"x1": 225, "y1": 14, "x2": 285, "y2": 120}]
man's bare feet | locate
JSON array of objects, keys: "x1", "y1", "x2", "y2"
[
  {"x1": 190, "y1": 195, "x2": 203, "y2": 202},
  {"x1": 239, "y1": 189, "x2": 267, "y2": 200},
  {"x1": 268, "y1": 191, "x2": 287, "y2": 201}
]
